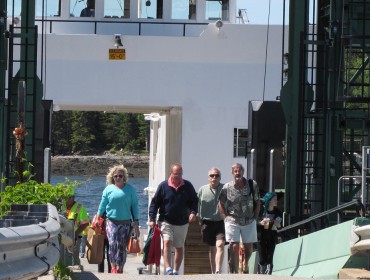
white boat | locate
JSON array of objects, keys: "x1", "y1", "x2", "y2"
[
  {"x1": 5, "y1": 0, "x2": 287, "y2": 192},
  {"x1": 4, "y1": 1, "x2": 370, "y2": 279}
]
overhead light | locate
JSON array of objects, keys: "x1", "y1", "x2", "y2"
[
  {"x1": 114, "y1": 34, "x2": 123, "y2": 48},
  {"x1": 215, "y1": 20, "x2": 223, "y2": 30}
]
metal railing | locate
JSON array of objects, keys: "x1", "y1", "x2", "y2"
[
  {"x1": 278, "y1": 199, "x2": 365, "y2": 239},
  {"x1": 0, "y1": 203, "x2": 61, "y2": 280}
]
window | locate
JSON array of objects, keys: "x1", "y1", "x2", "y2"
[
  {"x1": 234, "y1": 128, "x2": 248, "y2": 158},
  {"x1": 8, "y1": 0, "x2": 60, "y2": 17},
  {"x1": 172, "y1": 0, "x2": 196, "y2": 20},
  {"x1": 205, "y1": 0, "x2": 229, "y2": 21},
  {"x1": 139, "y1": 0, "x2": 163, "y2": 19},
  {"x1": 104, "y1": 0, "x2": 129, "y2": 18},
  {"x1": 36, "y1": 0, "x2": 60, "y2": 17},
  {"x1": 70, "y1": 0, "x2": 95, "y2": 18}
]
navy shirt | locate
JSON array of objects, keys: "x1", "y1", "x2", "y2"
[{"x1": 149, "y1": 179, "x2": 198, "y2": 225}]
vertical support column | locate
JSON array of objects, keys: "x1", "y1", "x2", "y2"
[
  {"x1": 279, "y1": 0, "x2": 309, "y2": 220},
  {"x1": 249, "y1": 148, "x2": 256, "y2": 180},
  {"x1": 94, "y1": 0, "x2": 104, "y2": 19},
  {"x1": 361, "y1": 146, "x2": 370, "y2": 206},
  {"x1": 0, "y1": 2, "x2": 7, "y2": 188},
  {"x1": 130, "y1": 0, "x2": 139, "y2": 19},
  {"x1": 44, "y1": 147, "x2": 51, "y2": 183},
  {"x1": 196, "y1": 0, "x2": 205, "y2": 22},
  {"x1": 269, "y1": 149, "x2": 274, "y2": 192}
]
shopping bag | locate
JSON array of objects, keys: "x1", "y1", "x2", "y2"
[
  {"x1": 85, "y1": 227, "x2": 104, "y2": 264},
  {"x1": 127, "y1": 237, "x2": 141, "y2": 254}
]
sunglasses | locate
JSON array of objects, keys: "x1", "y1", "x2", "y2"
[
  {"x1": 209, "y1": 174, "x2": 220, "y2": 178},
  {"x1": 113, "y1": 174, "x2": 124, "y2": 178}
]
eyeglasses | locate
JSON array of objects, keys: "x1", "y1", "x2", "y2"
[
  {"x1": 113, "y1": 174, "x2": 124, "y2": 178},
  {"x1": 209, "y1": 174, "x2": 220, "y2": 178}
]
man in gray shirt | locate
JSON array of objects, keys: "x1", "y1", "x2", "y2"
[{"x1": 198, "y1": 167, "x2": 225, "y2": 274}]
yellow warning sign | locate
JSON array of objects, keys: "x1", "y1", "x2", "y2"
[{"x1": 109, "y1": 49, "x2": 126, "y2": 60}]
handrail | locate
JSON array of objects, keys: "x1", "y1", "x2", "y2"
[
  {"x1": 337, "y1": 175, "x2": 370, "y2": 223},
  {"x1": 278, "y1": 199, "x2": 364, "y2": 234},
  {"x1": 34, "y1": 18, "x2": 209, "y2": 37}
]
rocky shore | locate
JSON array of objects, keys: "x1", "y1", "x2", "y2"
[{"x1": 51, "y1": 154, "x2": 149, "y2": 177}]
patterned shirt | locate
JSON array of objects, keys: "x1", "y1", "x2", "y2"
[{"x1": 219, "y1": 178, "x2": 259, "y2": 226}]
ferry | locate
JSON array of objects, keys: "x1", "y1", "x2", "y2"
[{"x1": 1, "y1": 0, "x2": 370, "y2": 279}]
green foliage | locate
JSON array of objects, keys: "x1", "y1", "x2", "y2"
[
  {"x1": 0, "y1": 178, "x2": 80, "y2": 217},
  {"x1": 52, "y1": 111, "x2": 149, "y2": 155},
  {"x1": 52, "y1": 111, "x2": 73, "y2": 154},
  {"x1": 53, "y1": 260, "x2": 77, "y2": 280},
  {"x1": 343, "y1": 49, "x2": 369, "y2": 109}
]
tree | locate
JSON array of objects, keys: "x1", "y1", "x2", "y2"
[
  {"x1": 70, "y1": 111, "x2": 96, "y2": 154},
  {"x1": 52, "y1": 111, "x2": 73, "y2": 154},
  {"x1": 51, "y1": 111, "x2": 150, "y2": 155}
]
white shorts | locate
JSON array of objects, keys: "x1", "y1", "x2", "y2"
[
  {"x1": 160, "y1": 221, "x2": 189, "y2": 248},
  {"x1": 225, "y1": 220, "x2": 257, "y2": 244}
]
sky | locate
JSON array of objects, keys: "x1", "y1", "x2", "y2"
[{"x1": 237, "y1": 0, "x2": 289, "y2": 25}]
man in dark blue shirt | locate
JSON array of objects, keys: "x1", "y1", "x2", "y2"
[
  {"x1": 149, "y1": 163, "x2": 198, "y2": 275},
  {"x1": 80, "y1": 0, "x2": 95, "y2": 17}
]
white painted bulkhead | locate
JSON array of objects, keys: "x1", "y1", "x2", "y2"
[{"x1": 42, "y1": 22, "x2": 286, "y2": 191}]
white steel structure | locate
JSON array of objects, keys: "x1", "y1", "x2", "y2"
[{"x1": 8, "y1": 0, "x2": 287, "y2": 193}]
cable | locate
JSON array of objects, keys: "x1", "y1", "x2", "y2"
[{"x1": 262, "y1": 0, "x2": 271, "y2": 101}]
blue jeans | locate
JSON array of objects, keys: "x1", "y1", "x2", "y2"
[{"x1": 80, "y1": 235, "x2": 87, "y2": 257}]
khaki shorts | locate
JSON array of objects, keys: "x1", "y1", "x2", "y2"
[
  {"x1": 159, "y1": 221, "x2": 189, "y2": 248},
  {"x1": 225, "y1": 219, "x2": 257, "y2": 243}
]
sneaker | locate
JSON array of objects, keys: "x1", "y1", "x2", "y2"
[
  {"x1": 173, "y1": 271, "x2": 179, "y2": 275},
  {"x1": 166, "y1": 268, "x2": 173, "y2": 275},
  {"x1": 215, "y1": 271, "x2": 220, "y2": 274}
]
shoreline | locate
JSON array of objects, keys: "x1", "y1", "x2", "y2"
[{"x1": 51, "y1": 154, "x2": 149, "y2": 177}]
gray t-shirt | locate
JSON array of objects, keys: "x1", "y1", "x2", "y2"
[
  {"x1": 198, "y1": 183, "x2": 224, "y2": 221},
  {"x1": 219, "y1": 178, "x2": 259, "y2": 225}
]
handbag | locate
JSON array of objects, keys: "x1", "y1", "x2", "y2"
[
  {"x1": 85, "y1": 227, "x2": 104, "y2": 264},
  {"x1": 127, "y1": 237, "x2": 141, "y2": 254}
]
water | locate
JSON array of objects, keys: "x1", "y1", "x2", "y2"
[{"x1": 50, "y1": 176, "x2": 149, "y2": 228}]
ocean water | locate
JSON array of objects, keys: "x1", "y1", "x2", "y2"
[{"x1": 50, "y1": 176, "x2": 149, "y2": 228}]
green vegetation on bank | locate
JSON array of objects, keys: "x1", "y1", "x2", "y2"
[{"x1": 52, "y1": 111, "x2": 149, "y2": 155}]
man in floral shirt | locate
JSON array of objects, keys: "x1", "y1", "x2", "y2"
[{"x1": 219, "y1": 163, "x2": 260, "y2": 273}]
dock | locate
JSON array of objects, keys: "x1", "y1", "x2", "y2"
[{"x1": 38, "y1": 253, "x2": 320, "y2": 280}]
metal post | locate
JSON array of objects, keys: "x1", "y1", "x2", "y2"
[
  {"x1": 44, "y1": 148, "x2": 51, "y2": 183},
  {"x1": 338, "y1": 173, "x2": 370, "y2": 224},
  {"x1": 269, "y1": 149, "x2": 274, "y2": 192},
  {"x1": 337, "y1": 175, "x2": 361, "y2": 224},
  {"x1": 250, "y1": 149, "x2": 256, "y2": 179},
  {"x1": 361, "y1": 146, "x2": 370, "y2": 206}
]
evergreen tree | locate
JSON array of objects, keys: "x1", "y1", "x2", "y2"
[
  {"x1": 70, "y1": 111, "x2": 96, "y2": 154},
  {"x1": 52, "y1": 111, "x2": 73, "y2": 154},
  {"x1": 51, "y1": 111, "x2": 149, "y2": 155}
]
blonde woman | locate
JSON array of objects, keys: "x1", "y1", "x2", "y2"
[{"x1": 96, "y1": 164, "x2": 140, "y2": 274}]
